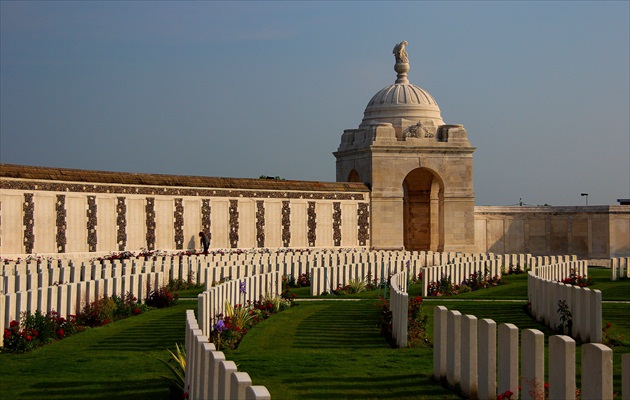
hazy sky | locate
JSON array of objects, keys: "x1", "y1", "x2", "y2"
[{"x1": 1, "y1": 1, "x2": 628, "y2": 206}]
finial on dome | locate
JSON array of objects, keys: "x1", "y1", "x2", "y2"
[{"x1": 392, "y1": 41, "x2": 409, "y2": 84}]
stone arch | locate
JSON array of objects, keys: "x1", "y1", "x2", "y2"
[
  {"x1": 402, "y1": 167, "x2": 444, "y2": 251},
  {"x1": 347, "y1": 169, "x2": 361, "y2": 182}
]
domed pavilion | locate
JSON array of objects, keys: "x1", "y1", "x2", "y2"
[{"x1": 334, "y1": 41, "x2": 476, "y2": 252}]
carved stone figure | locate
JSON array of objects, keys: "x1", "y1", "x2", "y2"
[
  {"x1": 405, "y1": 122, "x2": 436, "y2": 139},
  {"x1": 393, "y1": 41, "x2": 409, "y2": 63}
]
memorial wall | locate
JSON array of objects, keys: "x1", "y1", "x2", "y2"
[{"x1": 0, "y1": 164, "x2": 371, "y2": 256}]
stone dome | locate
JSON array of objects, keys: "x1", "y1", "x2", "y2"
[{"x1": 360, "y1": 54, "x2": 445, "y2": 127}]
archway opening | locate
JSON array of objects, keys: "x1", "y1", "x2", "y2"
[
  {"x1": 347, "y1": 169, "x2": 361, "y2": 182},
  {"x1": 403, "y1": 168, "x2": 443, "y2": 251}
]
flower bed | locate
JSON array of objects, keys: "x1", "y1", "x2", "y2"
[
  {"x1": 210, "y1": 295, "x2": 294, "y2": 351},
  {"x1": 427, "y1": 271, "x2": 505, "y2": 296},
  {"x1": 2, "y1": 286, "x2": 177, "y2": 353},
  {"x1": 379, "y1": 295, "x2": 430, "y2": 348},
  {"x1": 560, "y1": 269, "x2": 593, "y2": 287}
]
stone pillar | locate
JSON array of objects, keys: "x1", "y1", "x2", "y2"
[
  {"x1": 521, "y1": 329, "x2": 544, "y2": 400},
  {"x1": 498, "y1": 323, "x2": 519, "y2": 399},
  {"x1": 478, "y1": 319, "x2": 497, "y2": 400},
  {"x1": 581, "y1": 343, "x2": 613, "y2": 400},
  {"x1": 461, "y1": 314, "x2": 478, "y2": 399},
  {"x1": 433, "y1": 306, "x2": 448, "y2": 381},
  {"x1": 446, "y1": 310, "x2": 462, "y2": 387},
  {"x1": 549, "y1": 335, "x2": 575, "y2": 400}
]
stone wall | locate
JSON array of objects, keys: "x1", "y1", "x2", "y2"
[
  {"x1": 0, "y1": 165, "x2": 371, "y2": 256},
  {"x1": 474, "y1": 206, "x2": 630, "y2": 259}
]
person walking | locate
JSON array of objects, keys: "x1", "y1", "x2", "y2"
[{"x1": 199, "y1": 231, "x2": 210, "y2": 254}]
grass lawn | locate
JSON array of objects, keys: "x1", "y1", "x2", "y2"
[
  {"x1": 229, "y1": 300, "x2": 459, "y2": 400},
  {"x1": 0, "y1": 302, "x2": 195, "y2": 400},
  {"x1": 1, "y1": 267, "x2": 627, "y2": 399}
]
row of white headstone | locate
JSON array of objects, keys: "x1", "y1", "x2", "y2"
[
  {"x1": 185, "y1": 310, "x2": 271, "y2": 400},
  {"x1": 528, "y1": 261, "x2": 602, "y2": 343},
  {"x1": 433, "y1": 305, "x2": 629, "y2": 400},
  {"x1": 611, "y1": 257, "x2": 630, "y2": 281},
  {"x1": 0, "y1": 271, "x2": 164, "y2": 337}
]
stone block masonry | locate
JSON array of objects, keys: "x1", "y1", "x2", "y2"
[{"x1": 0, "y1": 164, "x2": 371, "y2": 255}]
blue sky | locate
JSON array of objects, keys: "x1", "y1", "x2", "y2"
[{"x1": 1, "y1": 1, "x2": 628, "y2": 206}]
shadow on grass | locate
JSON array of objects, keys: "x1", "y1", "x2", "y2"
[
  {"x1": 282, "y1": 372, "x2": 453, "y2": 399},
  {"x1": 91, "y1": 311, "x2": 186, "y2": 352},
  {"x1": 23, "y1": 378, "x2": 169, "y2": 400},
  {"x1": 293, "y1": 302, "x2": 385, "y2": 349}
]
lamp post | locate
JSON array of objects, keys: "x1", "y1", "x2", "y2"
[{"x1": 581, "y1": 193, "x2": 589, "y2": 206}]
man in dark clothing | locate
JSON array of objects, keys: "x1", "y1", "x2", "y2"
[{"x1": 199, "y1": 231, "x2": 209, "y2": 254}]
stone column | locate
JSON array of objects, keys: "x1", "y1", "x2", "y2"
[
  {"x1": 549, "y1": 335, "x2": 575, "y2": 400},
  {"x1": 581, "y1": 343, "x2": 613, "y2": 400},
  {"x1": 521, "y1": 329, "x2": 544, "y2": 400},
  {"x1": 498, "y1": 323, "x2": 519, "y2": 399}
]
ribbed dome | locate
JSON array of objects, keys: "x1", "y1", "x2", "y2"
[
  {"x1": 366, "y1": 83, "x2": 439, "y2": 109},
  {"x1": 361, "y1": 56, "x2": 444, "y2": 125}
]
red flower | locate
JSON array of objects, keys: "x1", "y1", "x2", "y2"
[
  {"x1": 544, "y1": 383, "x2": 549, "y2": 389},
  {"x1": 9, "y1": 320, "x2": 19, "y2": 328},
  {"x1": 134, "y1": 308, "x2": 141, "y2": 315},
  {"x1": 4, "y1": 329, "x2": 11, "y2": 339},
  {"x1": 26, "y1": 335, "x2": 32, "y2": 341},
  {"x1": 103, "y1": 319, "x2": 110, "y2": 325},
  {"x1": 57, "y1": 328, "x2": 64, "y2": 338}
]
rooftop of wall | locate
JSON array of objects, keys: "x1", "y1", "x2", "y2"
[
  {"x1": 0, "y1": 164, "x2": 370, "y2": 193},
  {"x1": 475, "y1": 205, "x2": 630, "y2": 214}
]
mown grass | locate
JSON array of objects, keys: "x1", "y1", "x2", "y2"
[
  {"x1": 1, "y1": 267, "x2": 627, "y2": 399},
  {"x1": 0, "y1": 302, "x2": 195, "y2": 400},
  {"x1": 229, "y1": 300, "x2": 459, "y2": 400}
]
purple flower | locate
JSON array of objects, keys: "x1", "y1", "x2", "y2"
[
  {"x1": 213, "y1": 319, "x2": 226, "y2": 333},
  {"x1": 239, "y1": 281, "x2": 247, "y2": 295}
]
